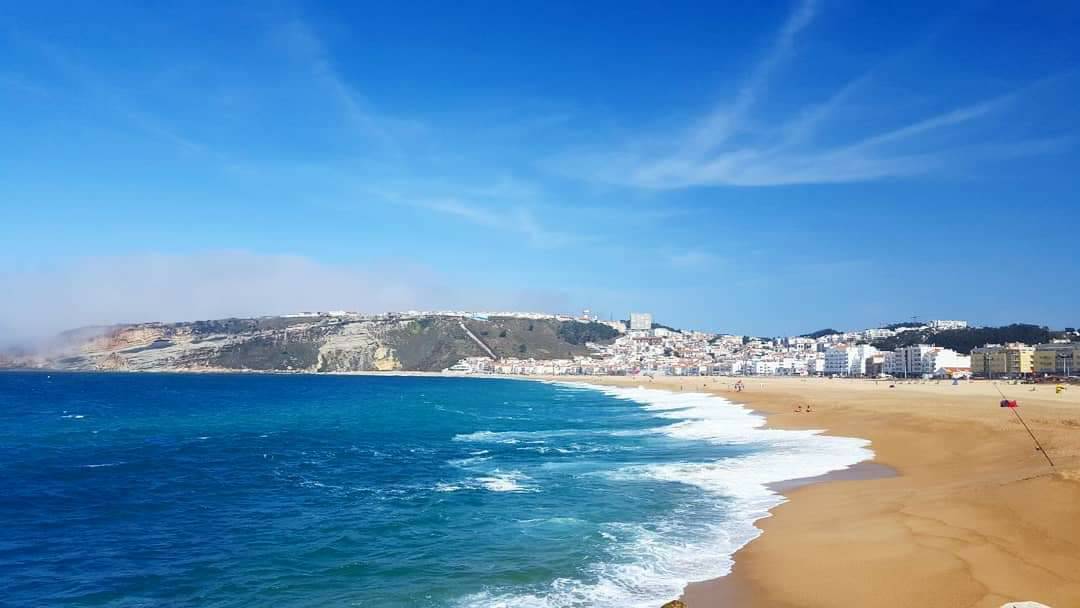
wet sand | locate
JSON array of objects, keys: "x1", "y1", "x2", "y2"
[{"x1": 555, "y1": 375, "x2": 1080, "y2": 608}]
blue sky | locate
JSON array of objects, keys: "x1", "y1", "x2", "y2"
[{"x1": 1, "y1": 0, "x2": 1078, "y2": 340}]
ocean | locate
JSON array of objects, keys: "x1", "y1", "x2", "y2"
[{"x1": 0, "y1": 373, "x2": 871, "y2": 607}]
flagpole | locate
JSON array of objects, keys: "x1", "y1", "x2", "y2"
[
  {"x1": 1010, "y1": 406, "x2": 1055, "y2": 468},
  {"x1": 993, "y1": 381, "x2": 1055, "y2": 468}
]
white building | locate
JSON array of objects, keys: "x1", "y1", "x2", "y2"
[
  {"x1": 885, "y1": 345, "x2": 933, "y2": 377},
  {"x1": 885, "y1": 345, "x2": 971, "y2": 378},
  {"x1": 928, "y1": 320, "x2": 968, "y2": 331},
  {"x1": 750, "y1": 360, "x2": 781, "y2": 375},
  {"x1": 882, "y1": 351, "x2": 901, "y2": 375},
  {"x1": 825, "y1": 344, "x2": 879, "y2": 376},
  {"x1": 630, "y1": 312, "x2": 653, "y2": 332},
  {"x1": 778, "y1": 357, "x2": 808, "y2": 376},
  {"x1": 925, "y1": 348, "x2": 971, "y2": 377},
  {"x1": 785, "y1": 337, "x2": 817, "y2": 351},
  {"x1": 824, "y1": 346, "x2": 851, "y2": 375},
  {"x1": 861, "y1": 328, "x2": 897, "y2": 341}
]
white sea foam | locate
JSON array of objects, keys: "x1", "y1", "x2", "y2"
[
  {"x1": 476, "y1": 470, "x2": 535, "y2": 493},
  {"x1": 454, "y1": 383, "x2": 873, "y2": 608},
  {"x1": 452, "y1": 429, "x2": 589, "y2": 444},
  {"x1": 515, "y1": 443, "x2": 627, "y2": 455},
  {"x1": 453, "y1": 428, "x2": 635, "y2": 448},
  {"x1": 436, "y1": 470, "x2": 537, "y2": 494},
  {"x1": 453, "y1": 430, "x2": 521, "y2": 444},
  {"x1": 448, "y1": 454, "x2": 494, "y2": 467}
]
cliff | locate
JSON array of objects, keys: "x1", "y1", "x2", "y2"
[{"x1": 5, "y1": 314, "x2": 618, "y2": 373}]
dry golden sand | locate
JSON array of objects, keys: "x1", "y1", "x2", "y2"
[{"x1": 554, "y1": 375, "x2": 1080, "y2": 608}]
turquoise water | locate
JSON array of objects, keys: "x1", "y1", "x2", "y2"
[{"x1": 0, "y1": 373, "x2": 870, "y2": 607}]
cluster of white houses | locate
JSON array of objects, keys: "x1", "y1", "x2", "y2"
[
  {"x1": 823, "y1": 344, "x2": 972, "y2": 378},
  {"x1": 446, "y1": 319, "x2": 974, "y2": 379},
  {"x1": 712, "y1": 343, "x2": 972, "y2": 378},
  {"x1": 443, "y1": 313, "x2": 1077, "y2": 380}
]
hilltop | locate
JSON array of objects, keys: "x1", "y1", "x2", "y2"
[
  {"x1": 2, "y1": 313, "x2": 619, "y2": 373},
  {"x1": 868, "y1": 323, "x2": 1058, "y2": 354}
]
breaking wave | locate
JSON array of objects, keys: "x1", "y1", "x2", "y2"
[{"x1": 453, "y1": 383, "x2": 872, "y2": 608}]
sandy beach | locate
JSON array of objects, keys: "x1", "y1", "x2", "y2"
[{"x1": 557, "y1": 375, "x2": 1080, "y2": 608}]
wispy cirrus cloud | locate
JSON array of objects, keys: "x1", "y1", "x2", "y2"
[
  {"x1": 377, "y1": 186, "x2": 587, "y2": 249},
  {"x1": 681, "y1": 0, "x2": 819, "y2": 157},
  {"x1": 260, "y1": 17, "x2": 593, "y2": 249},
  {"x1": 2, "y1": 28, "x2": 212, "y2": 157},
  {"x1": 273, "y1": 17, "x2": 425, "y2": 152},
  {"x1": 553, "y1": 0, "x2": 1075, "y2": 189},
  {"x1": 667, "y1": 249, "x2": 721, "y2": 268}
]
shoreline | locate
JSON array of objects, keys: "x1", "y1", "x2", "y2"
[
  {"x1": 545, "y1": 376, "x2": 889, "y2": 606},
  {"x1": 557, "y1": 375, "x2": 1080, "y2": 608},
  {"x1": 547, "y1": 377, "x2": 877, "y2": 607},
  {"x1": 9, "y1": 370, "x2": 1079, "y2": 605},
  {"x1": 766, "y1": 460, "x2": 897, "y2": 493}
]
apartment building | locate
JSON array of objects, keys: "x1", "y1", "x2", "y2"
[
  {"x1": 970, "y1": 343, "x2": 1034, "y2": 378},
  {"x1": 884, "y1": 345, "x2": 970, "y2": 378},
  {"x1": 629, "y1": 312, "x2": 653, "y2": 332},
  {"x1": 1033, "y1": 343, "x2": 1078, "y2": 375},
  {"x1": 824, "y1": 344, "x2": 879, "y2": 376}
]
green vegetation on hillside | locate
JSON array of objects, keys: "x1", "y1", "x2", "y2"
[
  {"x1": 872, "y1": 324, "x2": 1054, "y2": 354},
  {"x1": 466, "y1": 317, "x2": 616, "y2": 361},
  {"x1": 556, "y1": 321, "x2": 619, "y2": 345},
  {"x1": 883, "y1": 321, "x2": 924, "y2": 330},
  {"x1": 800, "y1": 328, "x2": 840, "y2": 339}
]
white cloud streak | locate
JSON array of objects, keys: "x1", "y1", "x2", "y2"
[
  {"x1": 406, "y1": 196, "x2": 583, "y2": 248},
  {"x1": 684, "y1": 0, "x2": 819, "y2": 156},
  {"x1": 274, "y1": 18, "x2": 425, "y2": 152},
  {"x1": 667, "y1": 249, "x2": 720, "y2": 268},
  {"x1": 4, "y1": 30, "x2": 211, "y2": 156},
  {"x1": 555, "y1": 1, "x2": 1073, "y2": 189}
]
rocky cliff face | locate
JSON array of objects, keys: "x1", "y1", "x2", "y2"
[{"x1": 6, "y1": 314, "x2": 614, "y2": 373}]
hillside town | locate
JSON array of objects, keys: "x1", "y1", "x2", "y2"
[{"x1": 446, "y1": 312, "x2": 1080, "y2": 380}]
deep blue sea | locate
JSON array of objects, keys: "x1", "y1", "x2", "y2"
[{"x1": 0, "y1": 373, "x2": 870, "y2": 607}]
